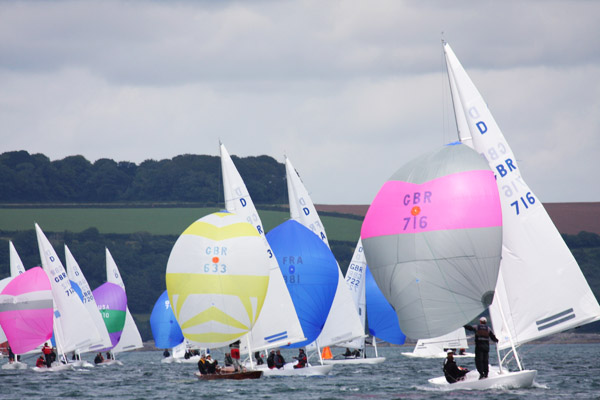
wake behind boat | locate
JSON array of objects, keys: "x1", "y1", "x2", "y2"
[{"x1": 258, "y1": 362, "x2": 333, "y2": 376}]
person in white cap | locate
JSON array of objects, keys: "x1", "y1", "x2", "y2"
[
  {"x1": 443, "y1": 349, "x2": 469, "y2": 383},
  {"x1": 464, "y1": 316, "x2": 498, "y2": 379}
]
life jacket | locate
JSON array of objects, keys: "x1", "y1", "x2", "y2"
[
  {"x1": 230, "y1": 348, "x2": 240, "y2": 360},
  {"x1": 42, "y1": 345, "x2": 52, "y2": 355},
  {"x1": 476, "y1": 324, "x2": 491, "y2": 342}
]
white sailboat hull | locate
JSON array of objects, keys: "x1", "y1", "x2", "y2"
[
  {"x1": 428, "y1": 367, "x2": 536, "y2": 390},
  {"x1": 32, "y1": 363, "x2": 75, "y2": 373},
  {"x1": 259, "y1": 363, "x2": 333, "y2": 376},
  {"x1": 402, "y1": 351, "x2": 474, "y2": 359},
  {"x1": 322, "y1": 356, "x2": 385, "y2": 365}
]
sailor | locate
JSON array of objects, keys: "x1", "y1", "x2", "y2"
[
  {"x1": 274, "y1": 350, "x2": 285, "y2": 369},
  {"x1": 464, "y1": 316, "x2": 498, "y2": 379},
  {"x1": 42, "y1": 342, "x2": 53, "y2": 367},
  {"x1": 293, "y1": 348, "x2": 307, "y2": 369},
  {"x1": 267, "y1": 350, "x2": 275, "y2": 369},
  {"x1": 254, "y1": 351, "x2": 264, "y2": 365},
  {"x1": 163, "y1": 349, "x2": 170, "y2": 358},
  {"x1": 36, "y1": 355, "x2": 46, "y2": 368},
  {"x1": 443, "y1": 349, "x2": 469, "y2": 383},
  {"x1": 197, "y1": 354, "x2": 207, "y2": 375}
]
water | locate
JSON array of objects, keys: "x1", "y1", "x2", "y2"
[{"x1": 2, "y1": 343, "x2": 599, "y2": 399}]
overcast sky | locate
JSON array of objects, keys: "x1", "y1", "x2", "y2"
[{"x1": 1, "y1": 0, "x2": 599, "y2": 205}]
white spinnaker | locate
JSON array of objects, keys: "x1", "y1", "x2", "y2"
[
  {"x1": 444, "y1": 42, "x2": 600, "y2": 349},
  {"x1": 105, "y1": 248, "x2": 144, "y2": 353},
  {"x1": 65, "y1": 245, "x2": 112, "y2": 352},
  {"x1": 220, "y1": 144, "x2": 305, "y2": 352},
  {"x1": 286, "y1": 156, "x2": 365, "y2": 347},
  {"x1": 35, "y1": 223, "x2": 101, "y2": 354}
]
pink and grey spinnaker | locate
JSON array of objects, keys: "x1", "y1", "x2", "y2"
[
  {"x1": 0, "y1": 266, "x2": 54, "y2": 354},
  {"x1": 361, "y1": 143, "x2": 502, "y2": 339}
]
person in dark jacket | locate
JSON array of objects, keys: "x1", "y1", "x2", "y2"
[
  {"x1": 443, "y1": 350, "x2": 469, "y2": 383},
  {"x1": 197, "y1": 354, "x2": 207, "y2": 375},
  {"x1": 464, "y1": 316, "x2": 498, "y2": 379},
  {"x1": 293, "y1": 348, "x2": 307, "y2": 369},
  {"x1": 274, "y1": 350, "x2": 285, "y2": 369},
  {"x1": 267, "y1": 350, "x2": 275, "y2": 369},
  {"x1": 254, "y1": 351, "x2": 264, "y2": 365}
]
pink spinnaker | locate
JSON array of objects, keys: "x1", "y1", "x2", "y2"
[{"x1": 0, "y1": 267, "x2": 54, "y2": 354}]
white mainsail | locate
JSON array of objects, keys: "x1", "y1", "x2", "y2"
[
  {"x1": 220, "y1": 143, "x2": 305, "y2": 352},
  {"x1": 444, "y1": 41, "x2": 600, "y2": 349},
  {"x1": 406, "y1": 328, "x2": 470, "y2": 358},
  {"x1": 35, "y1": 223, "x2": 101, "y2": 355},
  {"x1": 105, "y1": 247, "x2": 144, "y2": 353},
  {"x1": 285, "y1": 156, "x2": 364, "y2": 348},
  {"x1": 65, "y1": 245, "x2": 112, "y2": 352},
  {"x1": 9, "y1": 241, "x2": 26, "y2": 276}
]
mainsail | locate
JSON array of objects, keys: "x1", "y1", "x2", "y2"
[
  {"x1": 361, "y1": 144, "x2": 503, "y2": 339},
  {"x1": 443, "y1": 41, "x2": 600, "y2": 349},
  {"x1": 105, "y1": 248, "x2": 144, "y2": 354},
  {"x1": 220, "y1": 143, "x2": 305, "y2": 352},
  {"x1": 35, "y1": 223, "x2": 101, "y2": 354},
  {"x1": 285, "y1": 156, "x2": 365, "y2": 347},
  {"x1": 65, "y1": 245, "x2": 112, "y2": 352}
]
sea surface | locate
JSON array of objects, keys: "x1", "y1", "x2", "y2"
[{"x1": 1, "y1": 343, "x2": 599, "y2": 399}]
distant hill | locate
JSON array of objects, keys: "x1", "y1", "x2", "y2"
[{"x1": 316, "y1": 202, "x2": 600, "y2": 235}]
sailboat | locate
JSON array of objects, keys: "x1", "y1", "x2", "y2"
[
  {"x1": 104, "y1": 248, "x2": 144, "y2": 361},
  {"x1": 265, "y1": 219, "x2": 337, "y2": 375},
  {"x1": 324, "y1": 240, "x2": 406, "y2": 365},
  {"x1": 0, "y1": 266, "x2": 53, "y2": 370},
  {"x1": 401, "y1": 328, "x2": 473, "y2": 358},
  {"x1": 219, "y1": 144, "x2": 306, "y2": 356},
  {"x1": 427, "y1": 41, "x2": 600, "y2": 389},
  {"x1": 0, "y1": 242, "x2": 29, "y2": 369},
  {"x1": 166, "y1": 211, "x2": 270, "y2": 380},
  {"x1": 65, "y1": 245, "x2": 113, "y2": 366},
  {"x1": 284, "y1": 157, "x2": 366, "y2": 360},
  {"x1": 150, "y1": 290, "x2": 185, "y2": 363},
  {"x1": 361, "y1": 142, "x2": 519, "y2": 387},
  {"x1": 35, "y1": 223, "x2": 102, "y2": 371}
]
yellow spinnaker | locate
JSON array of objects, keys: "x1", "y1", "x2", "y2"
[{"x1": 166, "y1": 212, "x2": 270, "y2": 348}]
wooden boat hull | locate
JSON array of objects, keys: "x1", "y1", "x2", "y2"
[
  {"x1": 428, "y1": 367, "x2": 537, "y2": 390},
  {"x1": 194, "y1": 370, "x2": 263, "y2": 380},
  {"x1": 322, "y1": 356, "x2": 385, "y2": 365}
]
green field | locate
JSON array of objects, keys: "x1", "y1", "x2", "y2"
[{"x1": 0, "y1": 207, "x2": 363, "y2": 242}]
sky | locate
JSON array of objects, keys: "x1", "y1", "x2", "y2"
[{"x1": 1, "y1": 0, "x2": 599, "y2": 205}]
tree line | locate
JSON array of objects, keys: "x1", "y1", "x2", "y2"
[{"x1": 0, "y1": 150, "x2": 287, "y2": 204}]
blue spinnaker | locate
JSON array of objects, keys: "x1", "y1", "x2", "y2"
[
  {"x1": 365, "y1": 266, "x2": 406, "y2": 345},
  {"x1": 267, "y1": 220, "x2": 338, "y2": 348},
  {"x1": 150, "y1": 290, "x2": 184, "y2": 349}
]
